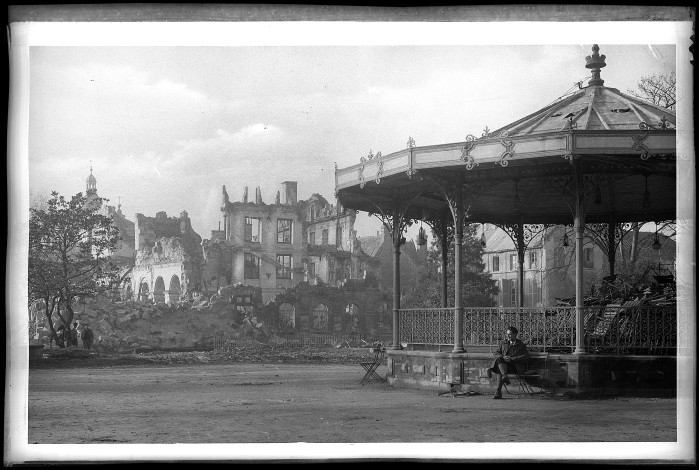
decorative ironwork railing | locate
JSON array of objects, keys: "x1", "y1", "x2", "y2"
[
  {"x1": 399, "y1": 308, "x2": 454, "y2": 346},
  {"x1": 584, "y1": 304, "x2": 676, "y2": 355},
  {"x1": 463, "y1": 307, "x2": 576, "y2": 352},
  {"x1": 398, "y1": 306, "x2": 676, "y2": 355}
]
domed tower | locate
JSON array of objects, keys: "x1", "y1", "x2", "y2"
[
  {"x1": 85, "y1": 166, "x2": 102, "y2": 211},
  {"x1": 86, "y1": 166, "x2": 97, "y2": 194}
]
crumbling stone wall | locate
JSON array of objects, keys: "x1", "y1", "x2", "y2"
[
  {"x1": 264, "y1": 281, "x2": 392, "y2": 339},
  {"x1": 201, "y1": 238, "x2": 235, "y2": 294},
  {"x1": 132, "y1": 211, "x2": 204, "y2": 301}
]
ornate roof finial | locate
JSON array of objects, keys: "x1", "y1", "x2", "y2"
[{"x1": 585, "y1": 44, "x2": 606, "y2": 87}]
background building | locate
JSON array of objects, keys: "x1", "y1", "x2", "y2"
[
  {"x1": 481, "y1": 223, "x2": 676, "y2": 307},
  {"x1": 211, "y1": 181, "x2": 381, "y2": 303}
]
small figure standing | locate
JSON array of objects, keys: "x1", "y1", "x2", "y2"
[
  {"x1": 488, "y1": 326, "x2": 529, "y2": 399},
  {"x1": 55, "y1": 325, "x2": 66, "y2": 348},
  {"x1": 70, "y1": 322, "x2": 79, "y2": 347},
  {"x1": 81, "y1": 324, "x2": 94, "y2": 350}
]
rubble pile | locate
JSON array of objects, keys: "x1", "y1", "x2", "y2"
[{"x1": 32, "y1": 294, "x2": 263, "y2": 353}]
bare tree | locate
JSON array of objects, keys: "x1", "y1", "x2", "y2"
[{"x1": 627, "y1": 72, "x2": 676, "y2": 110}]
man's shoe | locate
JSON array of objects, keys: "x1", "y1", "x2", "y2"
[
  {"x1": 493, "y1": 391, "x2": 502, "y2": 399},
  {"x1": 502, "y1": 375, "x2": 510, "y2": 385}
]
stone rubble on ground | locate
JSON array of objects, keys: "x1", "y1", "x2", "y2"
[{"x1": 32, "y1": 294, "x2": 252, "y2": 352}]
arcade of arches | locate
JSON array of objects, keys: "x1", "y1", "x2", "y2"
[{"x1": 135, "y1": 273, "x2": 183, "y2": 305}]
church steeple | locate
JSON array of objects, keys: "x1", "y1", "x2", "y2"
[{"x1": 86, "y1": 166, "x2": 97, "y2": 194}]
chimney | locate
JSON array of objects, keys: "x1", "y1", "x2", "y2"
[
  {"x1": 243, "y1": 186, "x2": 248, "y2": 203},
  {"x1": 255, "y1": 186, "x2": 262, "y2": 204},
  {"x1": 281, "y1": 181, "x2": 297, "y2": 205}
]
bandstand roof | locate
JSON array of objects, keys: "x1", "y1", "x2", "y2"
[{"x1": 335, "y1": 45, "x2": 677, "y2": 226}]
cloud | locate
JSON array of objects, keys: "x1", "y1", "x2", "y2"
[
  {"x1": 29, "y1": 62, "x2": 216, "y2": 160},
  {"x1": 167, "y1": 123, "x2": 284, "y2": 171}
]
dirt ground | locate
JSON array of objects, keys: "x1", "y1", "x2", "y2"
[{"x1": 26, "y1": 349, "x2": 678, "y2": 455}]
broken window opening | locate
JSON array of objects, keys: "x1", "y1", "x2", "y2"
[
  {"x1": 244, "y1": 217, "x2": 261, "y2": 243},
  {"x1": 279, "y1": 303, "x2": 295, "y2": 331},
  {"x1": 277, "y1": 219, "x2": 292, "y2": 244},
  {"x1": 312, "y1": 303, "x2": 329, "y2": 332},
  {"x1": 276, "y1": 254, "x2": 292, "y2": 279},
  {"x1": 244, "y1": 253, "x2": 260, "y2": 279}
]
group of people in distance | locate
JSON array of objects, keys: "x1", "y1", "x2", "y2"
[{"x1": 54, "y1": 322, "x2": 94, "y2": 349}]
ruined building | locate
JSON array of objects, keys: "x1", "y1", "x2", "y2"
[
  {"x1": 206, "y1": 181, "x2": 381, "y2": 303},
  {"x1": 130, "y1": 210, "x2": 204, "y2": 303},
  {"x1": 480, "y1": 224, "x2": 677, "y2": 307},
  {"x1": 304, "y1": 193, "x2": 380, "y2": 288}
]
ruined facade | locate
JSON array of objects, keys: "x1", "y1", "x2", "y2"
[
  {"x1": 208, "y1": 181, "x2": 381, "y2": 303},
  {"x1": 263, "y1": 282, "x2": 392, "y2": 339},
  {"x1": 130, "y1": 210, "x2": 204, "y2": 303},
  {"x1": 212, "y1": 182, "x2": 305, "y2": 303},
  {"x1": 303, "y1": 194, "x2": 380, "y2": 288}
]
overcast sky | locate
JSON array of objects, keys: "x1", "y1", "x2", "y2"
[{"x1": 24, "y1": 24, "x2": 679, "y2": 240}]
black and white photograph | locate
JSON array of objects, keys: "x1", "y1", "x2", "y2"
[{"x1": 6, "y1": 4, "x2": 695, "y2": 464}]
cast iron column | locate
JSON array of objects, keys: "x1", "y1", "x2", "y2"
[
  {"x1": 391, "y1": 233, "x2": 402, "y2": 350},
  {"x1": 452, "y1": 186, "x2": 465, "y2": 353},
  {"x1": 441, "y1": 227, "x2": 449, "y2": 308},
  {"x1": 516, "y1": 222, "x2": 525, "y2": 309},
  {"x1": 573, "y1": 160, "x2": 587, "y2": 354},
  {"x1": 607, "y1": 216, "x2": 616, "y2": 279}
]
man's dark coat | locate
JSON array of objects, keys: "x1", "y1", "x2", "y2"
[{"x1": 491, "y1": 338, "x2": 529, "y2": 374}]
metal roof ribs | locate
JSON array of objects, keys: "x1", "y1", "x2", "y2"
[{"x1": 591, "y1": 106, "x2": 611, "y2": 130}]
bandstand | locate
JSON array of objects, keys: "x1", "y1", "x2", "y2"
[{"x1": 335, "y1": 45, "x2": 680, "y2": 394}]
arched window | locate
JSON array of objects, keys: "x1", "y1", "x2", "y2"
[
  {"x1": 153, "y1": 276, "x2": 166, "y2": 304},
  {"x1": 124, "y1": 281, "x2": 133, "y2": 302},
  {"x1": 138, "y1": 279, "x2": 150, "y2": 302},
  {"x1": 279, "y1": 303, "x2": 296, "y2": 331},
  {"x1": 346, "y1": 303, "x2": 360, "y2": 332},
  {"x1": 168, "y1": 275, "x2": 181, "y2": 303},
  {"x1": 312, "y1": 303, "x2": 329, "y2": 332}
]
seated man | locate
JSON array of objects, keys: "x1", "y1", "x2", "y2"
[{"x1": 488, "y1": 326, "x2": 529, "y2": 399}]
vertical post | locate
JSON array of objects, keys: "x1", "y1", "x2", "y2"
[
  {"x1": 452, "y1": 186, "x2": 465, "y2": 353},
  {"x1": 516, "y1": 222, "x2": 525, "y2": 331},
  {"x1": 391, "y1": 222, "x2": 402, "y2": 351},
  {"x1": 440, "y1": 225, "x2": 449, "y2": 308},
  {"x1": 607, "y1": 216, "x2": 616, "y2": 279},
  {"x1": 573, "y1": 160, "x2": 587, "y2": 354},
  {"x1": 516, "y1": 222, "x2": 525, "y2": 309}
]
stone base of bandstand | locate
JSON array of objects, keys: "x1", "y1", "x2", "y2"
[{"x1": 386, "y1": 348, "x2": 677, "y2": 397}]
